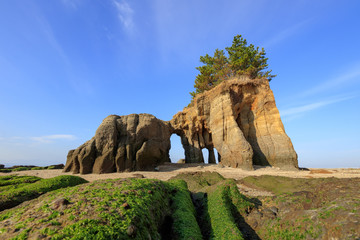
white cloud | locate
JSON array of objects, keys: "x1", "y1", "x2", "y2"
[
  {"x1": 30, "y1": 134, "x2": 76, "y2": 143},
  {"x1": 113, "y1": 0, "x2": 134, "y2": 32},
  {"x1": 280, "y1": 95, "x2": 356, "y2": 117}
]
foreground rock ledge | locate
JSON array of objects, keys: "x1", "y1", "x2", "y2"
[{"x1": 64, "y1": 77, "x2": 298, "y2": 174}]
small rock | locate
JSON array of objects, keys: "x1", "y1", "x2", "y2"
[
  {"x1": 269, "y1": 206, "x2": 278, "y2": 214},
  {"x1": 35, "y1": 234, "x2": 48, "y2": 239},
  {"x1": 122, "y1": 202, "x2": 130, "y2": 209},
  {"x1": 127, "y1": 225, "x2": 137, "y2": 236},
  {"x1": 247, "y1": 209, "x2": 262, "y2": 228},
  {"x1": 47, "y1": 164, "x2": 64, "y2": 169},
  {"x1": 132, "y1": 174, "x2": 145, "y2": 178},
  {"x1": 262, "y1": 208, "x2": 277, "y2": 219},
  {"x1": 249, "y1": 219, "x2": 258, "y2": 229},
  {"x1": 52, "y1": 198, "x2": 70, "y2": 210},
  {"x1": 248, "y1": 209, "x2": 263, "y2": 219},
  {"x1": 177, "y1": 159, "x2": 185, "y2": 164}
]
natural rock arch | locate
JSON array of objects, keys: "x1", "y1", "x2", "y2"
[{"x1": 64, "y1": 77, "x2": 298, "y2": 174}]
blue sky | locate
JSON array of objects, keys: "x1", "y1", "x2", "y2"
[{"x1": 0, "y1": 0, "x2": 359, "y2": 168}]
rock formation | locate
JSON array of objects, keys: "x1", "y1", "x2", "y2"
[
  {"x1": 171, "y1": 77, "x2": 298, "y2": 170},
  {"x1": 64, "y1": 114, "x2": 172, "y2": 174},
  {"x1": 64, "y1": 77, "x2": 298, "y2": 174}
]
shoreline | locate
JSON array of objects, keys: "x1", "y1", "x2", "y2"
[{"x1": 1, "y1": 163, "x2": 359, "y2": 182}]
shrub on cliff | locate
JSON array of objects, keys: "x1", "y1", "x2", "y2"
[{"x1": 190, "y1": 35, "x2": 276, "y2": 98}]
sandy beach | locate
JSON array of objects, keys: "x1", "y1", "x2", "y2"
[{"x1": 2, "y1": 163, "x2": 359, "y2": 182}]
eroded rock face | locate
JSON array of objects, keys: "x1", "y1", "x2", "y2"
[
  {"x1": 64, "y1": 114, "x2": 172, "y2": 174},
  {"x1": 171, "y1": 77, "x2": 298, "y2": 170},
  {"x1": 64, "y1": 77, "x2": 298, "y2": 173}
]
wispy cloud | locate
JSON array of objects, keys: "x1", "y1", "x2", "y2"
[
  {"x1": 30, "y1": 134, "x2": 76, "y2": 143},
  {"x1": 113, "y1": 0, "x2": 134, "y2": 33},
  {"x1": 36, "y1": 16, "x2": 70, "y2": 65},
  {"x1": 33, "y1": 11, "x2": 94, "y2": 95},
  {"x1": 280, "y1": 95, "x2": 356, "y2": 117},
  {"x1": 0, "y1": 135, "x2": 76, "y2": 144},
  {"x1": 301, "y1": 66, "x2": 360, "y2": 97},
  {"x1": 262, "y1": 19, "x2": 312, "y2": 48},
  {"x1": 61, "y1": 0, "x2": 79, "y2": 9}
]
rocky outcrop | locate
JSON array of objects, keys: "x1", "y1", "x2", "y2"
[
  {"x1": 64, "y1": 114, "x2": 172, "y2": 174},
  {"x1": 171, "y1": 77, "x2": 298, "y2": 170},
  {"x1": 64, "y1": 77, "x2": 298, "y2": 173}
]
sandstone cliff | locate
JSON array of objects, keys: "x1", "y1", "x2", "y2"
[
  {"x1": 64, "y1": 77, "x2": 298, "y2": 174},
  {"x1": 64, "y1": 114, "x2": 172, "y2": 174},
  {"x1": 171, "y1": 77, "x2": 298, "y2": 170}
]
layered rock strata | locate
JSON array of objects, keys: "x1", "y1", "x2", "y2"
[
  {"x1": 171, "y1": 77, "x2": 298, "y2": 170},
  {"x1": 64, "y1": 77, "x2": 298, "y2": 174},
  {"x1": 64, "y1": 114, "x2": 172, "y2": 174}
]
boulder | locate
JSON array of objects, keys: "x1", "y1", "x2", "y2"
[{"x1": 64, "y1": 114, "x2": 172, "y2": 174}]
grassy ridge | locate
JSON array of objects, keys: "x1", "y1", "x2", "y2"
[
  {"x1": 1, "y1": 172, "x2": 258, "y2": 239},
  {"x1": 172, "y1": 171, "x2": 225, "y2": 192},
  {"x1": 0, "y1": 175, "x2": 88, "y2": 211},
  {"x1": 228, "y1": 180, "x2": 254, "y2": 215},
  {"x1": 207, "y1": 179, "x2": 255, "y2": 240},
  {"x1": 171, "y1": 172, "x2": 255, "y2": 239},
  {"x1": 0, "y1": 165, "x2": 61, "y2": 173},
  {"x1": 207, "y1": 181, "x2": 244, "y2": 239},
  {"x1": 0, "y1": 178, "x2": 203, "y2": 239},
  {"x1": 168, "y1": 179, "x2": 202, "y2": 240},
  {"x1": 0, "y1": 175, "x2": 42, "y2": 187},
  {"x1": 51, "y1": 179, "x2": 172, "y2": 240}
]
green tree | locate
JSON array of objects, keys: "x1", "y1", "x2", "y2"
[
  {"x1": 190, "y1": 35, "x2": 276, "y2": 98},
  {"x1": 190, "y1": 49, "x2": 230, "y2": 98}
]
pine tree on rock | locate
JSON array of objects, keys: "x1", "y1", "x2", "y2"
[{"x1": 190, "y1": 35, "x2": 276, "y2": 98}]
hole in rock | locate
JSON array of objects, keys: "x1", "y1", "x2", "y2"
[
  {"x1": 169, "y1": 134, "x2": 185, "y2": 163},
  {"x1": 214, "y1": 148, "x2": 220, "y2": 164},
  {"x1": 202, "y1": 149, "x2": 209, "y2": 164},
  {"x1": 202, "y1": 148, "x2": 220, "y2": 164}
]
